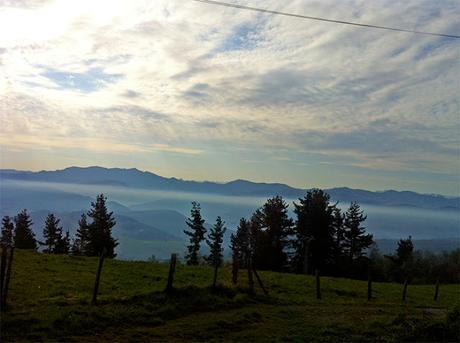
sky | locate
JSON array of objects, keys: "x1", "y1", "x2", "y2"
[{"x1": 0, "y1": 0, "x2": 459, "y2": 196}]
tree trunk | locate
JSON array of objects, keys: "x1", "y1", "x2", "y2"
[
  {"x1": 213, "y1": 264, "x2": 218, "y2": 289},
  {"x1": 247, "y1": 256, "x2": 254, "y2": 294},
  {"x1": 367, "y1": 275, "x2": 372, "y2": 301},
  {"x1": 303, "y1": 244, "x2": 309, "y2": 274},
  {"x1": 433, "y1": 278, "x2": 439, "y2": 301},
  {"x1": 402, "y1": 279, "x2": 408, "y2": 302},
  {"x1": 232, "y1": 258, "x2": 239, "y2": 285}
]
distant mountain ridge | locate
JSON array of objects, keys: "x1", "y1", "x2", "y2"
[{"x1": 1, "y1": 166, "x2": 459, "y2": 210}]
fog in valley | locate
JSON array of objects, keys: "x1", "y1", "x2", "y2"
[{"x1": 1, "y1": 180, "x2": 458, "y2": 260}]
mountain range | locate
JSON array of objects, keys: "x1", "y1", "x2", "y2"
[
  {"x1": 1, "y1": 166, "x2": 459, "y2": 259},
  {"x1": 1, "y1": 166, "x2": 458, "y2": 210}
]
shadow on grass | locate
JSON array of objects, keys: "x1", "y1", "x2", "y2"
[{"x1": 2, "y1": 285, "x2": 273, "y2": 342}]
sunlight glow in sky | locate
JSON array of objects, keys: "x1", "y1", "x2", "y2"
[{"x1": 0, "y1": 0, "x2": 459, "y2": 195}]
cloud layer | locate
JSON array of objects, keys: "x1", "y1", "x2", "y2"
[{"x1": 1, "y1": 0, "x2": 459, "y2": 195}]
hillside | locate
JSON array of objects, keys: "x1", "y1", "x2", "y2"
[{"x1": 2, "y1": 250, "x2": 459, "y2": 342}]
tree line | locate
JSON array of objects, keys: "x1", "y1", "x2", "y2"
[
  {"x1": 184, "y1": 190, "x2": 374, "y2": 278},
  {"x1": 1, "y1": 189, "x2": 458, "y2": 284},
  {"x1": 183, "y1": 189, "x2": 459, "y2": 284},
  {"x1": 0, "y1": 194, "x2": 117, "y2": 258}
]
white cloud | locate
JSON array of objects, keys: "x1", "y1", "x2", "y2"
[{"x1": 0, "y1": 0, "x2": 459, "y2": 193}]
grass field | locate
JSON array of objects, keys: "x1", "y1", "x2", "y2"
[{"x1": 1, "y1": 250, "x2": 459, "y2": 342}]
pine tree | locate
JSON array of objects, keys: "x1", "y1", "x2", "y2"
[
  {"x1": 230, "y1": 232, "x2": 240, "y2": 264},
  {"x1": 14, "y1": 209, "x2": 37, "y2": 250},
  {"x1": 206, "y1": 216, "x2": 226, "y2": 288},
  {"x1": 56, "y1": 230, "x2": 71, "y2": 254},
  {"x1": 231, "y1": 218, "x2": 251, "y2": 268},
  {"x1": 342, "y1": 202, "x2": 373, "y2": 260},
  {"x1": 397, "y1": 236, "x2": 414, "y2": 265},
  {"x1": 1, "y1": 216, "x2": 14, "y2": 247},
  {"x1": 293, "y1": 189, "x2": 336, "y2": 274},
  {"x1": 72, "y1": 214, "x2": 90, "y2": 255},
  {"x1": 86, "y1": 194, "x2": 118, "y2": 258},
  {"x1": 42, "y1": 213, "x2": 63, "y2": 254},
  {"x1": 332, "y1": 207, "x2": 345, "y2": 266},
  {"x1": 184, "y1": 201, "x2": 206, "y2": 265},
  {"x1": 256, "y1": 196, "x2": 294, "y2": 271},
  {"x1": 230, "y1": 231, "x2": 240, "y2": 284},
  {"x1": 382, "y1": 236, "x2": 415, "y2": 282}
]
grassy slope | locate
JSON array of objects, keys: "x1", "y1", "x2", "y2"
[{"x1": 2, "y1": 250, "x2": 459, "y2": 342}]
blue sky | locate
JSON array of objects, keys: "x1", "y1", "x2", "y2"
[{"x1": 0, "y1": 0, "x2": 459, "y2": 195}]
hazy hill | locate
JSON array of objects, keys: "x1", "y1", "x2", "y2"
[
  {"x1": 25, "y1": 210, "x2": 181, "y2": 245},
  {"x1": 122, "y1": 209, "x2": 189, "y2": 239},
  {"x1": 2, "y1": 166, "x2": 458, "y2": 210}
]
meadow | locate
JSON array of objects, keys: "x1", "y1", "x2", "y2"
[{"x1": 2, "y1": 250, "x2": 459, "y2": 342}]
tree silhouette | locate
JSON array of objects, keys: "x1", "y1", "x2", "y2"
[
  {"x1": 72, "y1": 213, "x2": 90, "y2": 255},
  {"x1": 231, "y1": 218, "x2": 251, "y2": 268},
  {"x1": 343, "y1": 202, "x2": 373, "y2": 260},
  {"x1": 55, "y1": 230, "x2": 71, "y2": 254},
  {"x1": 184, "y1": 201, "x2": 206, "y2": 265},
  {"x1": 332, "y1": 207, "x2": 345, "y2": 267},
  {"x1": 293, "y1": 189, "x2": 336, "y2": 274},
  {"x1": 14, "y1": 209, "x2": 37, "y2": 250},
  {"x1": 1, "y1": 216, "x2": 14, "y2": 247},
  {"x1": 43, "y1": 213, "x2": 63, "y2": 254},
  {"x1": 86, "y1": 194, "x2": 118, "y2": 258},
  {"x1": 206, "y1": 216, "x2": 226, "y2": 288},
  {"x1": 256, "y1": 196, "x2": 293, "y2": 271},
  {"x1": 397, "y1": 236, "x2": 414, "y2": 264}
]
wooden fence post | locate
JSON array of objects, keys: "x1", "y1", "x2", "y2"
[
  {"x1": 0, "y1": 247, "x2": 7, "y2": 308},
  {"x1": 2, "y1": 247, "x2": 14, "y2": 310},
  {"x1": 247, "y1": 258, "x2": 254, "y2": 294},
  {"x1": 367, "y1": 276, "x2": 372, "y2": 301},
  {"x1": 433, "y1": 278, "x2": 439, "y2": 301},
  {"x1": 315, "y1": 269, "x2": 321, "y2": 300},
  {"x1": 402, "y1": 279, "x2": 408, "y2": 302},
  {"x1": 165, "y1": 253, "x2": 177, "y2": 294},
  {"x1": 91, "y1": 247, "x2": 106, "y2": 305},
  {"x1": 231, "y1": 259, "x2": 238, "y2": 285},
  {"x1": 252, "y1": 266, "x2": 268, "y2": 296}
]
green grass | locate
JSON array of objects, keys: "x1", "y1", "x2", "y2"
[{"x1": 2, "y1": 250, "x2": 459, "y2": 342}]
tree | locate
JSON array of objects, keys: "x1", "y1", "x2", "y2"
[
  {"x1": 342, "y1": 202, "x2": 373, "y2": 260},
  {"x1": 86, "y1": 194, "x2": 118, "y2": 258},
  {"x1": 184, "y1": 202, "x2": 206, "y2": 265},
  {"x1": 255, "y1": 196, "x2": 294, "y2": 271},
  {"x1": 1, "y1": 216, "x2": 14, "y2": 247},
  {"x1": 230, "y1": 232, "x2": 240, "y2": 284},
  {"x1": 55, "y1": 230, "x2": 71, "y2": 254},
  {"x1": 384, "y1": 236, "x2": 415, "y2": 282},
  {"x1": 293, "y1": 189, "x2": 336, "y2": 274},
  {"x1": 14, "y1": 209, "x2": 37, "y2": 250},
  {"x1": 230, "y1": 218, "x2": 251, "y2": 268},
  {"x1": 230, "y1": 218, "x2": 249, "y2": 284},
  {"x1": 397, "y1": 236, "x2": 414, "y2": 265},
  {"x1": 331, "y1": 207, "x2": 345, "y2": 269},
  {"x1": 206, "y1": 216, "x2": 226, "y2": 288},
  {"x1": 248, "y1": 209, "x2": 263, "y2": 265},
  {"x1": 42, "y1": 213, "x2": 63, "y2": 253},
  {"x1": 72, "y1": 214, "x2": 90, "y2": 255}
]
